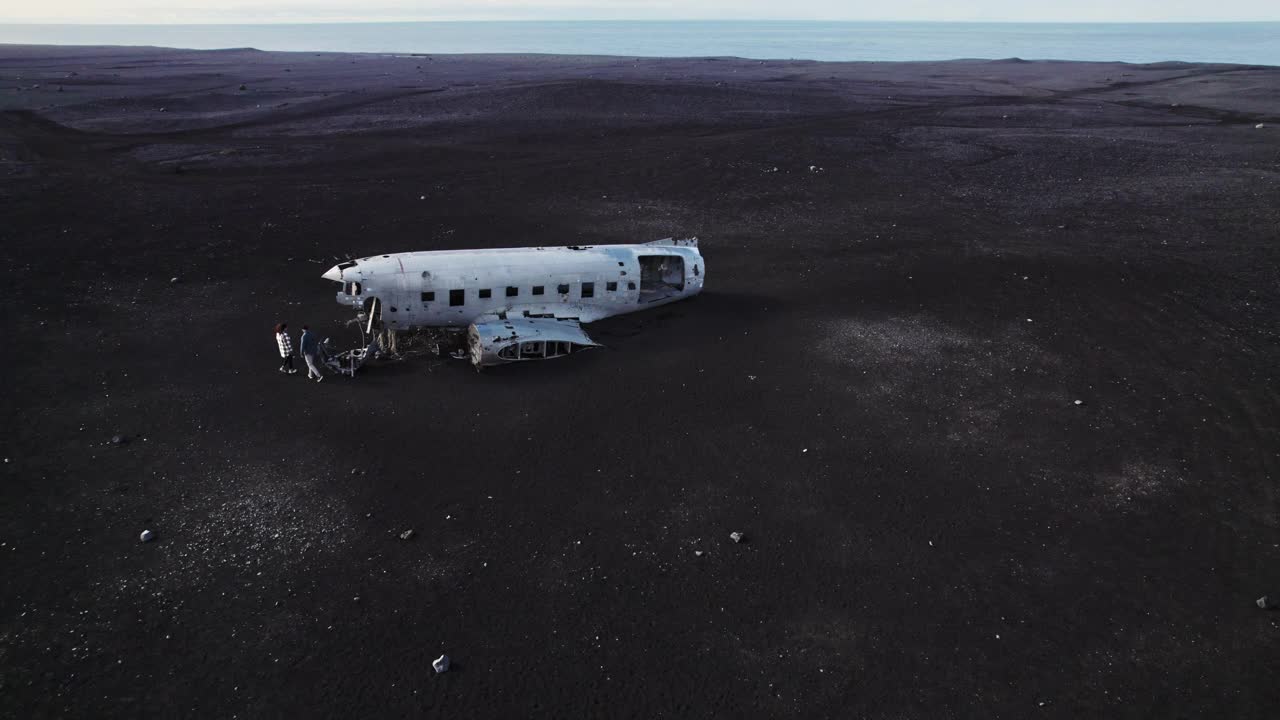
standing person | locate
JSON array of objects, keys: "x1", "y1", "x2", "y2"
[
  {"x1": 274, "y1": 322, "x2": 297, "y2": 374},
  {"x1": 299, "y1": 325, "x2": 323, "y2": 382}
]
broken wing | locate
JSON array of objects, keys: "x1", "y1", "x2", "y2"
[{"x1": 467, "y1": 316, "x2": 601, "y2": 367}]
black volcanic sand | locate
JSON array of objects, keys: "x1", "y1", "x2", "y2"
[{"x1": 2, "y1": 45, "x2": 1279, "y2": 717}]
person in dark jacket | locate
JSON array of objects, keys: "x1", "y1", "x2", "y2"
[
  {"x1": 274, "y1": 322, "x2": 297, "y2": 374},
  {"x1": 299, "y1": 325, "x2": 323, "y2": 382}
]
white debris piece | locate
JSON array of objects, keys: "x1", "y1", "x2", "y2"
[
  {"x1": 729, "y1": 531, "x2": 744, "y2": 544},
  {"x1": 694, "y1": 550, "x2": 704, "y2": 557},
  {"x1": 1258, "y1": 595, "x2": 1276, "y2": 610},
  {"x1": 433, "y1": 654, "x2": 450, "y2": 673},
  {"x1": 1256, "y1": 123, "x2": 1266, "y2": 129},
  {"x1": 399, "y1": 529, "x2": 415, "y2": 541},
  {"x1": 1074, "y1": 400, "x2": 1083, "y2": 406},
  {"x1": 139, "y1": 529, "x2": 155, "y2": 543}
]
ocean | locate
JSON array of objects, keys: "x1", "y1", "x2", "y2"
[{"x1": 1, "y1": 21, "x2": 1278, "y2": 66}]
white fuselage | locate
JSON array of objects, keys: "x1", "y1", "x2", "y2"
[{"x1": 323, "y1": 240, "x2": 704, "y2": 329}]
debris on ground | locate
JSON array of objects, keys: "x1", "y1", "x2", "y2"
[
  {"x1": 694, "y1": 550, "x2": 704, "y2": 557},
  {"x1": 170, "y1": 276, "x2": 180, "y2": 283},
  {"x1": 1074, "y1": 400, "x2": 1083, "y2": 406},
  {"x1": 1258, "y1": 596, "x2": 1276, "y2": 610},
  {"x1": 433, "y1": 654, "x2": 450, "y2": 673},
  {"x1": 1257, "y1": 123, "x2": 1266, "y2": 129},
  {"x1": 139, "y1": 529, "x2": 155, "y2": 543},
  {"x1": 399, "y1": 529, "x2": 415, "y2": 541},
  {"x1": 729, "y1": 531, "x2": 744, "y2": 544},
  {"x1": 111, "y1": 435, "x2": 127, "y2": 445}
]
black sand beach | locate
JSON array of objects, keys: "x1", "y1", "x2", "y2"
[{"x1": 1, "y1": 45, "x2": 1278, "y2": 717}]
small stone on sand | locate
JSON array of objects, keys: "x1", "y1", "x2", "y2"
[
  {"x1": 399, "y1": 529, "x2": 415, "y2": 541},
  {"x1": 139, "y1": 529, "x2": 155, "y2": 543},
  {"x1": 433, "y1": 654, "x2": 450, "y2": 673},
  {"x1": 729, "y1": 531, "x2": 744, "y2": 544}
]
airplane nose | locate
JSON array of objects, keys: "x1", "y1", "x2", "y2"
[{"x1": 322, "y1": 265, "x2": 343, "y2": 282}]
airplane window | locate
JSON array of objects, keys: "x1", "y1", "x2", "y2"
[
  {"x1": 532, "y1": 286, "x2": 544, "y2": 295},
  {"x1": 627, "y1": 282, "x2": 636, "y2": 290},
  {"x1": 421, "y1": 291, "x2": 434, "y2": 302},
  {"x1": 506, "y1": 286, "x2": 518, "y2": 297},
  {"x1": 449, "y1": 289, "x2": 464, "y2": 306},
  {"x1": 557, "y1": 283, "x2": 569, "y2": 295},
  {"x1": 606, "y1": 281, "x2": 617, "y2": 292},
  {"x1": 479, "y1": 288, "x2": 492, "y2": 299},
  {"x1": 581, "y1": 282, "x2": 594, "y2": 298}
]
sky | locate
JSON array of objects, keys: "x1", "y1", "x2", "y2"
[{"x1": 2, "y1": 0, "x2": 1276, "y2": 24}]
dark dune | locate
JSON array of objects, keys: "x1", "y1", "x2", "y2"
[{"x1": 1, "y1": 45, "x2": 1278, "y2": 718}]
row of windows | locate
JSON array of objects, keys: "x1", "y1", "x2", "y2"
[{"x1": 424, "y1": 281, "x2": 634, "y2": 306}]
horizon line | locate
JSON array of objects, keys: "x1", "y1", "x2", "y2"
[{"x1": 3, "y1": 18, "x2": 1279, "y2": 26}]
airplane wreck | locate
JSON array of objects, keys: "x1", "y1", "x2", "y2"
[{"x1": 320, "y1": 238, "x2": 704, "y2": 369}]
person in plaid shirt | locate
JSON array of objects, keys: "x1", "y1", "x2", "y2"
[{"x1": 275, "y1": 322, "x2": 297, "y2": 374}]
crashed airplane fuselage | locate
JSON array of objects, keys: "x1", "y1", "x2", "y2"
[{"x1": 322, "y1": 238, "x2": 704, "y2": 367}]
